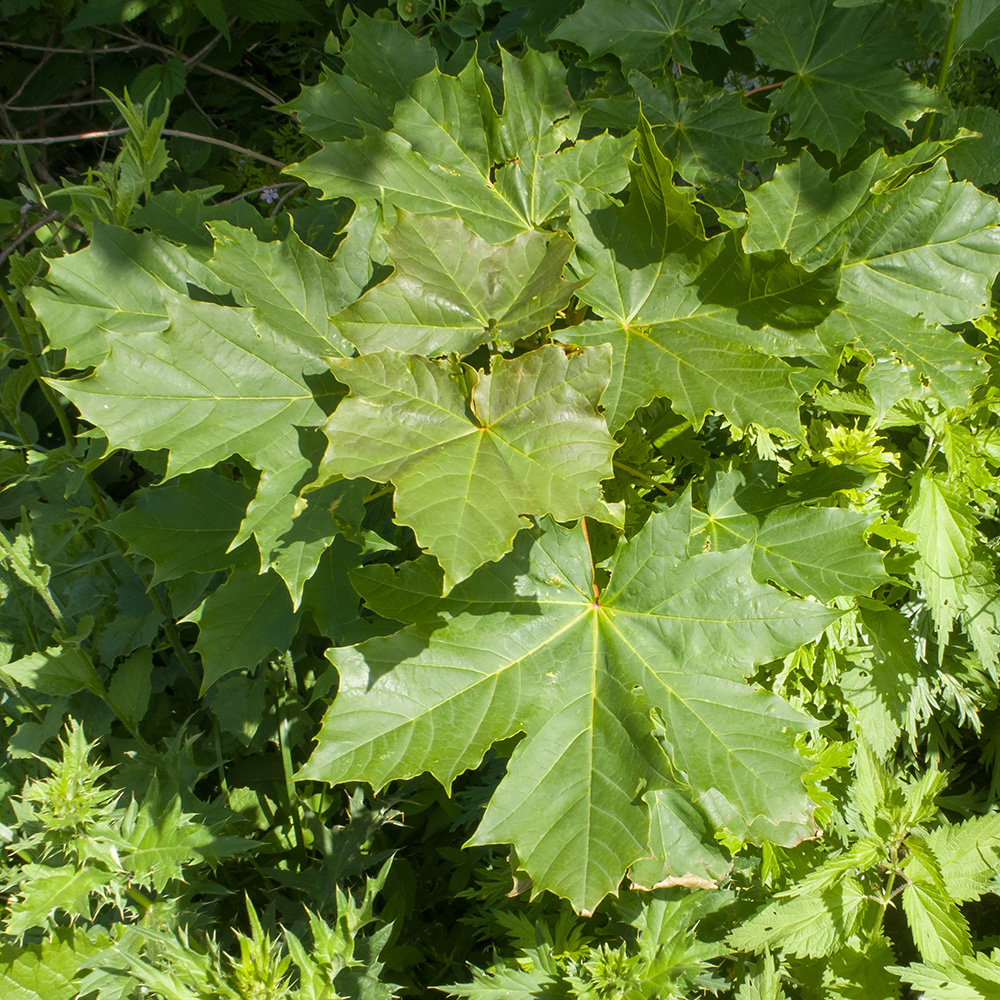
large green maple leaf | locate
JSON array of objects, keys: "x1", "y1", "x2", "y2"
[
  {"x1": 280, "y1": 11, "x2": 437, "y2": 142},
  {"x1": 551, "y1": 0, "x2": 740, "y2": 72},
  {"x1": 745, "y1": 148, "x2": 998, "y2": 409},
  {"x1": 318, "y1": 345, "x2": 620, "y2": 588},
  {"x1": 743, "y1": 0, "x2": 944, "y2": 158},
  {"x1": 561, "y1": 118, "x2": 831, "y2": 433},
  {"x1": 332, "y1": 213, "x2": 582, "y2": 357},
  {"x1": 287, "y1": 48, "x2": 634, "y2": 243},
  {"x1": 300, "y1": 500, "x2": 837, "y2": 911},
  {"x1": 34, "y1": 224, "x2": 369, "y2": 601}
]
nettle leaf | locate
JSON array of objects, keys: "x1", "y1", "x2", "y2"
[
  {"x1": 727, "y1": 877, "x2": 869, "y2": 959},
  {"x1": 288, "y1": 48, "x2": 634, "y2": 243},
  {"x1": 280, "y1": 11, "x2": 437, "y2": 142},
  {"x1": 300, "y1": 502, "x2": 836, "y2": 910},
  {"x1": 332, "y1": 213, "x2": 582, "y2": 356},
  {"x1": 904, "y1": 472, "x2": 978, "y2": 644},
  {"x1": 743, "y1": 0, "x2": 943, "y2": 158},
  {"x1": 551, "y1": 0, "x2": 741, "y2": 73},
  {"x1": 893, "y1": 949, "x2": 1000, "y2": 1000},
  {"x1": 181, "y1": 560, "x2": 300, "y2": 693},
  {"x1": 902, "y1": 878, "x2": 974, "y2": 965},
  {"x1": 916, "y1": 813, "x2": 1000, "y2": 903},
  {"x1": 109, "y1": 470, "x2": 253, "y2": 584},
  {"x1": 318, "y1": 345, "x2": 621, "y2": 588},
  {"x1": 562, "y1": 118, "x2": 813, "y2": 433}
]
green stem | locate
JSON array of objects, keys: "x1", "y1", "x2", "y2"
[
  {"x1": 0, "y1": 286, "x2": 76, "y2": 448},
  {"x1": 917, "y1": 0, "x2": 965, "y2": 142},
  {"x1": 613, "y1": 459, "x2": 674, "y2": 498},
  {"x1": 278, "y1": 710, "x2": 307, "y2": 866}
]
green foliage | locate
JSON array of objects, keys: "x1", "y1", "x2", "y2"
[{"x1": 4, "y1": 0, "x2": 1000, "y2": 996}]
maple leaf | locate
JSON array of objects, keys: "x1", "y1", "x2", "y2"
[
  {"x1": 287, "y1": 48, "x2": 634, "y2": 243},
  {"x1": 299, "y1": 499, "x2": 837, "y2": 910},
  {"x1": 318, "y1": 345, "x2": 621, "y2": 588}
]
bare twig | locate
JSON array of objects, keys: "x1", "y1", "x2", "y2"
[
  {"x1": 7, "y1": 50, "x2": 53, "y2": 107},
  {"x1": 5, "y1": 97, "x2": 115, "y2": 113},
  {"x1": 0, "y1": 40, "x2": 142, "y2": 54},
  {"x1": 99, "y1": 27, "x2": 283, "y2": 105},
  {"x1": 0, "y1": 128, "x2": 287, "y2": 168},
  {"x1": 0, "y1": 210, "x2": 61, "y2": 266}
]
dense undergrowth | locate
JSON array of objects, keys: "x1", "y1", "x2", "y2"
[{"x1": 4, "y1": 0, "x2": 1000, "y2": 997}]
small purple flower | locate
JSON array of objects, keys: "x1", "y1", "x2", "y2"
[{"x1": 260, "y1": 185, "x2": 279, "y2": 204}]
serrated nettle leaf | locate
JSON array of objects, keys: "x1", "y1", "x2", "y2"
[
  {"x1": 318, "y1": 345, "x2": 621, "y2": 588},
  {"x1": 181, "y1": 561, "x2": 300, "y2": 693},
  {"x1": 109, "y1": 469, "x2": 253, "y2": 585},
  {"x1": 727, "y1": 877, "x2": 869, "y2": 959},
  {"x1": 744, "y1": 0, "x2": 944, "y2": 158},
  {"x1": 300, "y1": 503, "x2": 835, "y2": 910},
  {"x1": 904, "y1": 472, "x2": 978, "y2": 644},
  {"x1": 287, "y1": 49, "x2": 633, "y2": 242},
  {"x1": 893, "y1": 950, "x2": 1000, "y2": 1000},
  {"x1": 332, "y1": 213, "x2": 583, "y2": 357},
  {"x1": 902, "y1": 878, "x2": 974, "y2": 964}
]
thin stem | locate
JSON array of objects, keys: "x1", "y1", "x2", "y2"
[
  {"x1": 579, "y1": 518, "x2": 600, "y2": 602},
  {"x1": 278, "y1": 710, "x2": 308, "y2": 866},
  {"x1": 0, "y1": 209, "x2": 61, "y2": 265},
  {"x1": 270, "y1": 182, "x2": 306, "y2": 217},
  {"x1": 744, "y1": 80, "x2": 783, "y2": 98},
  {"x1": 0, "y1": 285, "x2": 76, "y2": 447},
  {"x1": 0, "y1": 40, "x2": 142, "y2": 54},
  {"x1": 363, "y1": 485, "x2": 395, "y2": 505},
  {"x1": 613, "y1": 459, "x2": 674, "y2": 498},
  {"x1": 5, "y1": 97, "x2": 115, "y2": 112},
  {"x1": 917, "y1": 0, "x2": 966, "y2": 142},
  {"x1": 0, "y1": 129, "x2": 287, "y2": 168},
  {"x1": 99, "y1": 27, "x2": 283, "y2": 105}
]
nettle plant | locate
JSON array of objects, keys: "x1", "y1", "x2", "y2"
[{"x1": 6, "y1": 0, "x2": 1000, "y2": 995}]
